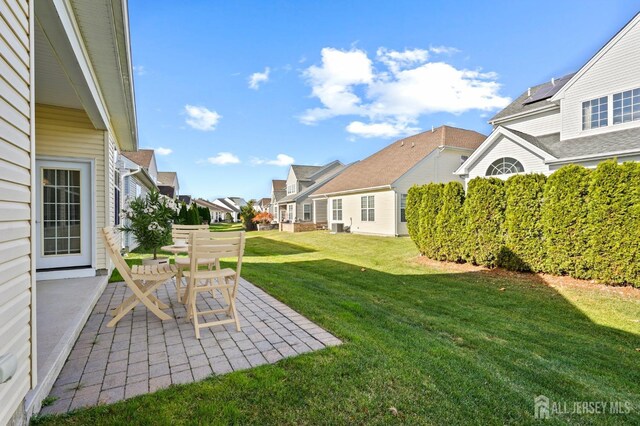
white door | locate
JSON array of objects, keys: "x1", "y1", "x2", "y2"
[{"x1": 36, "y1": 160, "x2": 92, "y2": 270}]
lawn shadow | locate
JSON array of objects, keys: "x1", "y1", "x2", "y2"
[
  {"x1": 241, "y1": 257, "x2": 640, "y2": 423},
  {"x1": 244, "y1": 236, "x2": 316, "y2": 257}
]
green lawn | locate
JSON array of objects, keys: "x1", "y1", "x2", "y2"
[{"x1": 35, "y1": 231, "x2": 640, "y2": 425}]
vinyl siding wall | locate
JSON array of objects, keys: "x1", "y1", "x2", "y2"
[
  {"x1": 0, "y1": 0, "x2": 33, "y2": 424},
  {"x1": 561, "y1": 18, "x2": 640, "y2": 140},
  {"x1": 35, "y1": 104, "x2": 111, "y2": 270},
  {"x1": 327, "y1": 190, "x2": 396, "y2": 236},
  {"x1": 394, "y1": 148, "x2": 468, "y2": 235},
  {"x1": 466, "y1": 135, "x2": 549, "y2": 180},
  {"x1": 497, "y1": 108, "x2": 561, "y2": 137}
]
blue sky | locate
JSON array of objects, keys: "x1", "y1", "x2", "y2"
[{"x1": 128, "y1": 0, "x2": 640, "y2": 200}]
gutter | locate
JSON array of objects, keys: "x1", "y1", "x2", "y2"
[
  {"x1": 545, "y1": 148, "x2": 640, "y2": 166},
  {"x1": 310, "y1": 184, "x2": 392, "y2": 198},
  {"x1": 489, "y1": 103, "x2": 559, "y2": 126}
]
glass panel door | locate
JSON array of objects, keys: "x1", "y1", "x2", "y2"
[{"x1": 42, "y1": 168, "x2": 82, "y2": 256}]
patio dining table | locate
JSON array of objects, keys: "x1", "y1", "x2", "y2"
[{"x1": 161, "y1": 244, "x2": 227, "y2": 305}]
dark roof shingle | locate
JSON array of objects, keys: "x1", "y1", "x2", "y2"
[{"x1": 122, "y1": 149, "x2": 154, "y2": 168}]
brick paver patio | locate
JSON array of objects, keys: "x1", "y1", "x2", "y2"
[{"x1": 41, "y1": 277, "x2": 340, "y2": 414}]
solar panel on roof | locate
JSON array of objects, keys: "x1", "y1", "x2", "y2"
[{"x1": 521, "y1": 73, "x2": 576, "y2": 105}]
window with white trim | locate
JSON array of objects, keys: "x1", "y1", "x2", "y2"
[
  {"x1": 613, "y1": 88, "x2": 640, "y2": 125},
  {"x1": 400, "y1": 194, "x2": 407, "y2": 223},
  {"x1": 332, "y1": 199, "x2": 342, "y2": 221},
  {"x1": 361, "y1": 195, "x2": 375, "y2": 222},
  {"x1": 486, "y1": 157, "x2": 524, "y2": 176},
  {"x1": 582, "y1": 96, "x2": 608, "y2": 130},
  {"x1": 287, "y1": 183, "x2": 296, "y2": 195},
  {"x1": 303, "y1": 204, "x2": 312, "y2": 221}
]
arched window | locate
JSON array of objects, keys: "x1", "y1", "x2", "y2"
[{"x1": 486, "y1": 157, "x2": 524, "y2": 176}]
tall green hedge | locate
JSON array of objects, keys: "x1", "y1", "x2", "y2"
[
  {"x1": 403, "y1": 162, "x2": 640, "y2": 287},
  {"x1": 463, "y1": 177, "x2": 506, "y2": 267},
  {"x1": 434, "y1": 182, "x2": 466, "y2": 262},
  {"x1": 418, "y1": 183, "x2": 444, "y2": 258},
  {"x1": 499, "y1": 173, "x2": 546, "y2": 272},
  {"x1": 541, "y1": 165, "x2": 591, "y2": 278},
  {"x1": 586, "y1": 160, "x2": 640, "y2": 286},
  {"x1": 406, "y1": 185, "x2": 425, "y2": 251}
]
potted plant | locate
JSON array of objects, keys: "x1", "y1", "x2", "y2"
[
  {"x1": 252, "y1": 211, "x2": 274, "y2": 231},
  {"x1": 120, "y1": 190, "x2": 179, "y2": 264}
]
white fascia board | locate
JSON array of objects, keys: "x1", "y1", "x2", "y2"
[{"x1": 550, "y1": 13, "x2": 640, "y2": 101}]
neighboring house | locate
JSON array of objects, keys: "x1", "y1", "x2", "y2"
[
  {"x1": 177, "y1": 195, "x2": 192, "y2": 206},
  {"x1": 270, "y1": 179, "x2": 286, "y2": 222},
  {"x1": 120, "y1": 150, "x2": 159, "y2": 250},
  {"x1": 456, "y1": 13, "x2": 640, "y2": 183},
  {"x1": 0, "y1": 0, "x2": 137, "y2": 423},
  {"x1": 193, "y1": 198, "x2": 233, "y2": 223},
  {"x1": 312, "y1": 126, "x2": 486, "y2": 236},
  {"x1": 157, "y1": 171, "x2": 179, "y2": 199},
  {"x1": 256, "y1": 197, "x2": 271, "y2": 213},
  {"x1": 277, "y1": 161, "x2": 346, "y2": 225},
  {"x1": 215, "y1": 198, "x2": 241, "y2": 222}
]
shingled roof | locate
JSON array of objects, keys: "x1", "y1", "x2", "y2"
[
  {"x1": 122, "y1": 149, "x2": 154, "y2": 168},
  {"x1": 490, "y1": 73, "x2": 575, "y2": 123},
  {"x1": 272, "y1": 179, "x2": 286, "y2": 191},
  {"x1": 312, "y1": 126, "x2": 486, "y2": 196}
]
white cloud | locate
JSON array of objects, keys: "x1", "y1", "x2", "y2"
[
  {"x1": 154, "y1": 147, "x2": 172, "y2": 156},
  {"x1": 251, "y1": 153, "x2": 295, "y2": 167},
  {"x1": 133, "y1": 65, "x2": 146, "y2": 76},
  {"x1": 207, "y1": 152, "x2": 240, "y2": 165},
  {"x1": 376, "y1": 48, "x2": 429, "y2": 74},
  {"x1": 248, "y1": 67, "x2": 271, "y2": 90},
  {"x1": 429, "y1": 45, "x2": 460, "y2": 55},
  {"x1": 300, "y1": 46, "x2": 510, "y2": 138},
  {"x1": 184, "y1": 105, "x2": 221, "y2": 131},
  {"x1": 346, "y1": 121, "x2": 420, "y2": 138},
  {"x1": 299, "y1": 48, "x2": 374, "y2": 124}
]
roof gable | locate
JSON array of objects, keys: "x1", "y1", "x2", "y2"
[
  {"x1": 122, "y1": 150, "x2": 154, "y2": 168},
  {"x1": 550, "y1": 12, "x2": 640, "y2": 101},
  {"x1": 454, "y1": 126, "x2": 557, "y2": 175}
]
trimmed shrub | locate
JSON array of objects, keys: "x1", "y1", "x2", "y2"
[
  {"x1": 406, "y1": 185, "x2": 425, "y2": 251},
  {"x1": 499, "y1": 173, "x2": 547, "y2": 272},
  {"x1": 463, "y1": 177, "x2": 506, "y2": 267},
  {"x1": 433, "y1": 181, "x2": 466, "y2": 262},
  {"x1": 586, "y1": 160, "x2": 640, "y2": 286},
  {"x1": 187, "y1": 203, "x2": 202, "y2": 225},
  {"x1": 177, "y1": 202, "x2": 188, "y2": 224},
  {"x1": 418, "y1": 183, "x2": 444, "y2": 258},
  {"x1": 541, "y1": 165, "x2": 591, "y2": 278}
]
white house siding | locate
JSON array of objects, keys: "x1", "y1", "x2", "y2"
[
  {"x1": 466, "y1": 135, "x2": 549, "y2": 180},
  {"x1": 313, "y1": 199, "x2": 328, "y2": 224},
  {"x1": 393, "y1": 148, "x2": 469, "y2": 235},
  {"x1": 0, "y1": 0, "x2": 33, "y2": 424},
  {"x1": 122, "y1": 174, "x2": 147, "y2": 250},
  {"x1": 327, "y1": 190, "x2": 396, "y2": 236},
  {"x1": 35, "y1": 104, "x2": 111, "y2": 270},
  {"x1": 497, "y1": 108, "x2": 561, "y2": 137},
  {"x1": 560, "y1": 18, "x2": 640, "y2": 140}
]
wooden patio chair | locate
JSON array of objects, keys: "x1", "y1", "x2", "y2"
[
  {"x1": 183, "y1": 231, "x2": 245, "y2": 338},
  {"x1": 172, "y1": 224, "x2": 215, "y2": 303},
  {"x1": 101, "y1": 227, "x2": 178, "y2": 327}
]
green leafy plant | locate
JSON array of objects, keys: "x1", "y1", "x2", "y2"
[
  {"x1": 240, "y1": 201, "x2": 257, "y2": 231},
  {"x1": 434, "y1": 182, "x2": 465, "y2": 262},
  {"x1": 585, "y1": 160, "x2": 640, "y2": 285},
  {"x1": 463, "y1": 177, "x2": 506, "y2": 267},
  {"x1": 405, "y1": 185, "x2": 425, "y2": 250},
  {"x1": 541, "y1": 165, "x2": 591, "y2": 278},
  {"x1": 499, "y1": 173, "x2": 547, "y2": 272},
  {"x1": 119, "y1": 190, "x2": 178, "y2": 259}
]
